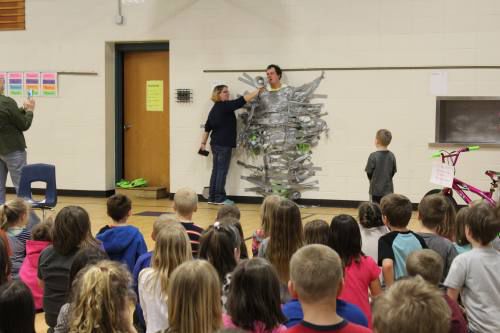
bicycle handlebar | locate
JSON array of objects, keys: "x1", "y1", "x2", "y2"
[{"x1": 431, "y1": 145, "x2": 480, "y2": 158}]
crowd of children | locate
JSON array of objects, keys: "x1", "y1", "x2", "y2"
[{"x1": 0, "y1": 129, "x2": 499, "y2": 333}]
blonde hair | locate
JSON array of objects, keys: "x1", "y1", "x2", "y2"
[
  {"x1": 259, "y1": 195, "x2": 281, "y2": 237},
  {"x1": 0, "y1": 198, "x2": 29, "y2": 231},
  {"x1": 211, "y1": 85, "x2": 227, "y2": 103},
  {"x1": 167, "y1": 260, "x2": 222, "y2": 333},
  {"x1": 267, "y1": 199, "x2": 304, "y2": 283},
  {"x1": 68, "y1": 260, "x2": 135, "y2": 333},
  {"x1": 406, "y1": 249, "x2": 444, "y2": 286},
  {"x1": 372, "y1": 276, "x2": 450, "y2": 333},
  {"x1": 152, "y1": 214, "x2": 178, "y2": 239},
  {"x1": 290, "y1": 244, "x2": 342, "y2": 303},
  {"x1": 144, "y1": 224, "x2": 192, "y2": 299},
  {"x1": 174, "y1": 188, "x2": 198, "y2": 217}
]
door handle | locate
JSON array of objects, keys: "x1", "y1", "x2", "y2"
[{"x1": 124, "y1": 124, "x2": 132, "y2": 130}]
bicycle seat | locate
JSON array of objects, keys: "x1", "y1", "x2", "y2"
[{"x1": 485, "y1": 170, "x2": 500, "y2": 182}]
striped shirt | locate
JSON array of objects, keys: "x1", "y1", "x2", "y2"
[
  {"x1": 180, "y1": 221, "x2": 204, "y2": 257},
  {"x1": 7, "y1": 227, "x2": 32, "y2": 278}
]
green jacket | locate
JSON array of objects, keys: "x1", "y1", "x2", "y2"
[{"x1": 0, "y1": 94, "x2": 33, "y2": 155}]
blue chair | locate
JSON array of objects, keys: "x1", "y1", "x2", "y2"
[{"x1": 17, "y1": 164, "x2": 57, "y2": 220}]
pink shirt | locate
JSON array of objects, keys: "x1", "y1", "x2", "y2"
[
  {"x1": 339, "y1": 255, "x2": 380, "y2": 327},
  {"x1": 19, "y1": 240, "x2": 52, "y2": 310},
  {"x1": 223, "y1": 313, "x2": 287, "y2": 333}
]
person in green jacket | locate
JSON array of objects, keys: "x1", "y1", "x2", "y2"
[{"x1": 0, "y1": 78, "x2": 36, "y2": 204}]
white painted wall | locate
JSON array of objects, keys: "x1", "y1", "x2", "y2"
[{"x1": 1, "y1": 0, "x2": 499, "y2": 202}]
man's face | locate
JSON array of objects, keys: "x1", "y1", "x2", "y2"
[{"x1": 266, "y1": 67, "x2": 280, "y2": 86}]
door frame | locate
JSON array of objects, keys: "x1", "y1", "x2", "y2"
[{"x1": 114, "y1": 42, "x2": 170, "y2": 182}]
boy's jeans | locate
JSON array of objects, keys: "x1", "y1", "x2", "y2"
[
  {"x1": 209, "y1": 145, "x2": 232, "y2": 203},
  {"x1": 0, "y1": 150, "x2": 27, "y2": 204}
]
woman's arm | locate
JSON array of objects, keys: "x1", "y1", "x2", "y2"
[
  {"x1": 200, "y1": 131, "x2": 209, "y2": 151},
  {"x1": 243, "y1": 88, "x2": 263, "y2": 102}
]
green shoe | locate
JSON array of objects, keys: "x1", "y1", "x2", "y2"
[
  {"x1": 116, "y1": 179, "x2": 132, "y2": 188},
  {"x1": 130, "y1": 178, "x2": 148, "y2": 187}
]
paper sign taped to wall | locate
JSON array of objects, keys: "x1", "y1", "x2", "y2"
[
  {"x1": 24, "y1": 72, "x2": 41, "y2": 97},
  {"x1": 430, "y1": 71, "x2": 448, "y2": 96},
  {"x1": 430, "y1": 162, "x2": 454, "y2": 188},
  {"x1": 7, "y1": 72, "x2": 23, "y2": 96},
  {"x1": 41, "y1": 72, "x2": 58, "y2": 97},
  {"x1": 0, "y1": 72, "x2": 6, "y2": 94},
  {"x1": 146, "y1": 80, "x2": 163, "y2": 112}
]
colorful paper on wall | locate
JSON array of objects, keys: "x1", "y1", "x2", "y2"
[
  {"x1": 0, "y1": 72, "x2": 6, "y2": 95},
  {"x1": 7, "y1": 72, "x2": 23, "y2": 96},
  {"x1": 146, "y1": 80, "x2": 163, "y2": 112},
  {"x1": 24, "y1": 72, "x2": 41, "y2": 97},
  {"x1": 41, "y1": 72, "x2": 58, "y2": 97}
]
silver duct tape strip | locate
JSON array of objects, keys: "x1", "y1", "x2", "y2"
[{"x1": 237, "y1": 72, "x2": 328, "y2": 199}]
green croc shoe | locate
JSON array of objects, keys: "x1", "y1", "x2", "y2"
[
  {"x1": 116, "y1": 179, "x2": 133, "y2": 188},
  {"x1": 130, "y1": 178, "x2": 148, "y2": 188}
]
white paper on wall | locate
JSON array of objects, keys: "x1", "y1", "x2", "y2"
[{"x1": 430, "y1": 71, "x2": 448, "y2": 95}]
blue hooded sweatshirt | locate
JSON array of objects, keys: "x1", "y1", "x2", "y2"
[{"x1": 96, "y1": 225, "x2": 147, "y2": 272}]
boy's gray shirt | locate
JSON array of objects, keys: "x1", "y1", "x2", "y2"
[
  {"x1": 365, "y1": 150, "x2": 397, "y2": 196},
  {"x1": 418, "y1": 232, "x2": 458, "y2": 280},
  {"x1": 444, "y1": 247, "x2": 500, "y2": 333}
]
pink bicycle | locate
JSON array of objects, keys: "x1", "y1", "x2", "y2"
[{"x1": 431, "y1": 146, "x2": 498, "y2": 207}]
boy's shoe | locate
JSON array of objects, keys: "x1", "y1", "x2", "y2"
[{"x1": 221, "y1": 199, "x2": 235, "y2": 205}]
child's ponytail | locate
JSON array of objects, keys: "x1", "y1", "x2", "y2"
[{"x1": 0, "y1": 199, "x2": 29, "y2": 231}]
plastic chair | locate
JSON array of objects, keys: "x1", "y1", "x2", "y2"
[{"x1": 17, "y1": 164, "x2": 57, "y2": 220}]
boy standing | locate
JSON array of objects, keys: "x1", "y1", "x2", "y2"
[
  {"x1": 444, "y1": 203, "x2": 500, "y2": 333},
  {"x1": 365, "y1": 129, "x2": 397, "y2": 203},
  {"x1": 378, "y1": 194, "x2": 427, "y2": 287},
  {"x1": 173, "y1": 187, "x2": 204, "y2": 257},
  {"x1": 287, "y1": 244, "x2": 370, "y2": 333},
  {"x1": 417, "y1": 194, "x2": 458, "y2": 280},
  {"x1": 96, "y1": 194, "x2": 147, "y2": 272}
]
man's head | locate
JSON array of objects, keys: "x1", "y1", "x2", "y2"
[
  {"x1": 380, "y1": 194, "x2": 413, "y2": 228},
  {"x1": 173, "y1": 187, "x2": 198, "y2": 217},
  {"x1": 289, "y1": 244, "x2": 343, "y2": 304},
  {"x1": 266, "y1": 64, "x2": 282, "y2": 87},
  {"x1": 372, "y1": 276, "x2": 450, "y2": 333},
  {"x1": 406, "y1": 249, "x2": 444, "y2": 286}
]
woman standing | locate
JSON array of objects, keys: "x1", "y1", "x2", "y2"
[{"x1": 201, "y1": 85, "x2": 261, "y2": 205}]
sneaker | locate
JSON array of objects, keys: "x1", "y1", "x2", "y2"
[
  {"x1": 222, "y1": 199, "x2": 235, "y2": 205},
  {"x1": 207, "y1": 201, "x2": 219, "y2": 205}
]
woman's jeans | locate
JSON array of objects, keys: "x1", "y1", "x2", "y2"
[
  {"x1": 0, "y1": 149, "x2": 27, "y2": 204},
  {"x1": 209, "y1": 145, "x2": 232, "y2": 203}
]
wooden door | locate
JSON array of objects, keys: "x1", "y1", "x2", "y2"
[{"x1": 123, "y1": 51, "x2": 169, "y2": 189}]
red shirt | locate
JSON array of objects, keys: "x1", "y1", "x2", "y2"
[
  {"x1": 443, "y1": 294, "x2": 467, "y2": 333},
  {"x1": 339, "y1": 256, "x2": 380, "y2": 326},
  {"x1": 287, "y1": 320, "x2": 371, "y2": 333}
]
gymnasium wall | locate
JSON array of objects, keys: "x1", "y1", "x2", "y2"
[{"x1": 2, "y1": 0, "x2": 499, "y2": 202}]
